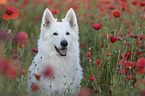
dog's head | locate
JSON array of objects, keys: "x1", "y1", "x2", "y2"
[{"x1": 38, "y1": 8, "x2": 79, "y2": 57}]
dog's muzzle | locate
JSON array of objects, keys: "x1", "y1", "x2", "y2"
[{"x1": 55, "y1": 40, "x2": 68, "y2": 56}]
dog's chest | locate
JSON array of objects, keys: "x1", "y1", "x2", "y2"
[{"x1": 32, "y1": 55, "x2": 78, "y2": 83}]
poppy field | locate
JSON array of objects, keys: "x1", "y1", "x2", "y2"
[{"x1": 0, "y1": 0, "x2": 145, "y2": 96}]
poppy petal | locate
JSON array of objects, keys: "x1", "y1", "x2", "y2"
[
  {"x1": 2, "y1": 13, "x2": 10, "y2": 20},
  {"x1": 11, "y1": 9, "x2": 18, "y2": 19}
]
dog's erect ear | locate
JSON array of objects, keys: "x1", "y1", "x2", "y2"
[
  {"x1": 64, "y1": 8, "x2": 78, "y2": 28},
  {"x1": 42, "y1": 8, "x2": 55, "y2": 27}
]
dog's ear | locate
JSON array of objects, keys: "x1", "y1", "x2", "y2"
[
  {"x1": 64, "y1": 8, "x2": 78, "y2": 28},
  {"x1": 42, "y1": 8, "x2": 55, "y2": 27}
]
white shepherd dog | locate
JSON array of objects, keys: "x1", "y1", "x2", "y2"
[{"x1": 27, "y1": 8, "x2": 83, "y2": 96}]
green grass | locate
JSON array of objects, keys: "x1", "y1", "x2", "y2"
[{"x1": 0, "y1": 0, "x2": 145, "y2": 96}]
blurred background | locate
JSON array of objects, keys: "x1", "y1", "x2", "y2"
[{"x1": 0, "y1": 0, "x2": 145, "y2": 96}]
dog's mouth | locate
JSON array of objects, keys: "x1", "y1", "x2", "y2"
[{"x1": 54, "y1": 46, "x2": 67, "y2": 56}]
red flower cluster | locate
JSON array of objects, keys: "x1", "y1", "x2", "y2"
[
  {"x1": 92, "y1": 23, "x2": 102, "y2": 30},
  {"x1": 112, "y1": 10, "x2": 121, "y2": 18},
  {"x1": 125, "y1": 61, "x2": 135, "y2": 70},
  {"x1": 0, "y1": 56, "x2": 17, "y2": 79},
  {"x1": 32, "y1": 83, "x2": 40, "y2": 92},
  {"x1": 13, "y1": 32, "x2": 28, "y2": 43},
  {"x1": 88, "y1": 75, "x2": 94, "y2": 81},
  {"x1": 2, "y1": 5, "x2": 18, "y2": 20},
  {"x1": 136, "y1": 57, "x2": 145, "y2": 73},
  {"x1": 96, "y1": 59, "x2": 100, "y2": 67},
  {"x1": 105, "y1": 51, "x2": 109, "y2": 57},
  {"x1": 52, "y1": 9, "x2": 59, "y2": 15},
  {"x1": 86, "y1": 52, "x2": 92, "y2": 59}
]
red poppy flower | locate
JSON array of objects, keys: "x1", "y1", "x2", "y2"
[
  {"x1": 42, "y1": 66, "x2": 53, "y2": 79},
  {"x1": 106, "y1": 51, "x2": 109, "y2": 57},
  {"x1": 96, "y1": 59, "x2": 100, "y2": 67},
  {"x1": 136, "y1": 57, "x2": 145, "y2": 73},
  {"x1": 121, "y1": 6, "x2": 125, "y2": 11},
  {"x1": 34, "y1": 15, "x2": 39, "y2": 19},
  {"x1": 22, "y1": 69, "x2": 27, "y2": 76},
  {"x1": 80, "y1": 42, "x2": 86, "y2": 48},
  {"x1": 125, "y1": 50, "x2": 131, "y2": 60},
  {"x1": 108, "y1": 89, "x2": 112, "y2": 95},
  {"x1": 32, "y1": 48, "x2": 38, "y2": 53},
  {"x1": 86, "y1": 52, "x2": 92, "y2": 59},
  {"x1": 126, "y1": 76, "x2": 132, "y2": 80},
  {"x1": 140, "y1": 35, "x2": 145, "y2": 40},
  {"x1": 6, "y1": 68, "x2": 17, "y2": 79},
  {"x1": 92, "y1": 23, "x2": 102, "y2": 30},
  {"x1": 0, "y1": 56, "x2": 17, "y2": 79},
  {"x1": 88, "y1": 75, "x2": 94, "y2": 81},
  {"x1": 32, "y1": 84, "x2": 40, "y2": 92},
  {"x1": 120, "y1": 54, "x2": 124, "y2": 59},
  {"x1": 110, "y1": 36, "x2": 117, "y2": 43},
  {"x1": 48, "y1": 0, "x2": 54, "y2": 4},
  {"x1": 131, "y1": 1, "x2": 138, "y2": 6},
  {"x1": 52, "y1": 9, "x2": 59, "y2": 15},
  {"x1": 134, "y1": 34, "x2": 138, "y2": 38},
  {"x1": 140, "y1": 90, "x2": 145, "y2": 96},
  {"x1": 140, "y1": 1, "x2": 145, "y2": 7},
  {"x1": 103, "y1": 34, "x2": 107, "y2": 38},
  {"x1": 135, "y1": 40, "x2": 140, "y2": 45},
  {"x1": 125, "y1": 61, "x2": 135, "y2": 70},
  {"x1": 13, "y1": 32, "x2": 28, "y2": 43},
  {"x1": 112, "y1": 10, "x2": 121, "y2": 18},
  {"x1": 109, "y1": 5, "x2": 115, "y2": 10},
  {"x1": 2, "y1": 5, "x2": 18, "y2": 20},
  {"x1": 130, "y1": 34, "x2": 135, "y2": 38},
  {"x1": 19, "y1": 43, "x2": 24, "y2": 47},
  {"x1": 78, "y1": 87, "x2": 91, "y2": 96},
  {"x1": 134, "y1": 83, "x2": 138, "y2": 88},
  {"x1": 11, "y1": 54, "x2": 19, "y2": 59},
  {"x1": 34, "y1": 73, "x2": 41, "y2": 81}
]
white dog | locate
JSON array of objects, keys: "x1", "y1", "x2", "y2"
[{"x1": 27, "y1": 8, "x2": 83, "y2": 96}]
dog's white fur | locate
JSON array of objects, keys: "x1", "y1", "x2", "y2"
[{"x1": 27, "y1": 8, "x2": 83, "y2": 96}]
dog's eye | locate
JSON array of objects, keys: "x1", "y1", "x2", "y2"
[
  {"x1": 53, "y1": 32, "x2": 58, "y2": 36},
  {"x1": 66, "y1": 32, "x2": 70, "y2": 35}
]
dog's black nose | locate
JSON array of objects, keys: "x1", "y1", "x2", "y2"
[{"x1": 61, "y1": 40, "x2": 68, "y2": 47}]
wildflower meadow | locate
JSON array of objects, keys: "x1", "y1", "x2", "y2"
[{"x1": 0, "y1": 0, "x2": 145, "y2": 96}]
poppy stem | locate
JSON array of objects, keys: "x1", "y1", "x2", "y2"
[
  {"x1": 5, "y1": 21, "x2": 10, "y2": 30},
  {"x1": 94, "y1": 31, "x2": 98, "y2": 52},
  {"x1": 115, "y1": 18, "x2": 119, "y2": 35}
]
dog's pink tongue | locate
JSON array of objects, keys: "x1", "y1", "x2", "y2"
[{"x1": 60, "y1": 49, "x2": 67, "y2": 55}]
